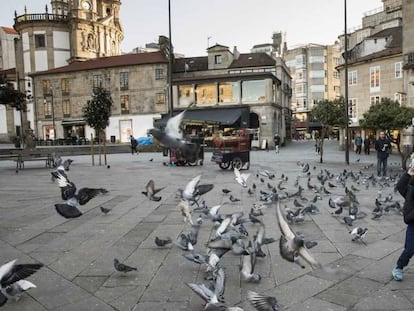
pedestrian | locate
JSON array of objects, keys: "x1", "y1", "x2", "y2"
[
  {"x1": 274, "y1": 134, "x2": 280, "y2": 154},
  {"x1": 354, "y1": 134, "x2": 362, "y2": 154},
  {"x1": 363, "y1": 136, "x2": 371, "y2": 155},
  {"x1": 392, "y1": 158, "x2": 414, "y2": 281},
  {"x1": 130, "y1": 135, "x2": 138, "y2": 155},
  {"x1": 374, "y1": 131, "x2": 391, "y2": 177}
]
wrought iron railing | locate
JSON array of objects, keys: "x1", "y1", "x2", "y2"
[{"x1": 14, "y1": 13, "x2": 68, "y2": 25}]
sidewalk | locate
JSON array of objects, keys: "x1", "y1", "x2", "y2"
[{"x1": 0, "y1": 140, "x2": 410, "y2": 311}]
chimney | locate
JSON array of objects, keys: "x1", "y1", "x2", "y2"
[{"x1": 233, "y1": 46, "x2": 240, "y2": 60}]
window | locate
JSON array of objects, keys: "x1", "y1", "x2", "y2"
[
  {"x1": 61, "y1": 78, "x2": 69, "y2": 95},
  {"x1": 155, "y1": 68, "x2": 164, "y2": 80},
  {"x1": 92, "y1": 75, "x2": 102, "y2": 89},
  {"x1": 62, "y1": 99, "x2": 70, "y2": 117},
  {"x1": 155, "y1": 92, "x2": 165, "y2": 105},
  {"x1": 370, "y1": 95, "x2": 380, "y2": 105},
  {"x1": 42, "y1": 80, "x2": 51, "y2": 94},
  {"x1": 44, "y1": 99, "x2": 52, "y2": 118},
  {"x1": 120, "y1": 95, "x2": 129, "y2": 114},
  {"x1": 178, "y1": 85, "x2": 194, "y2": 106},
  {"x1": 370, "y1": 66, "x2": 380, "y2": 91},
  {"x1": 241, "y1": 80, "x2": 266, "y2": 103},
  {"x1": 348, "y1": 98, "x2": 357, "y2": 118},
  {"x1": 348, "y1": 71, "x2": 357, "y2": 85},
  {"x1": 395, "y1": 62, "x2": 403, "y2": 79},
  {"x1": 214, "y1": 55, "x2": 222, "y2": 64},
  {"x1": 394, "y1": 93, "x2": 407, "y2": 106},
  {"x1": 309, "y1": 56, "x2": 324, "y2": 63},
  {"x1": 120, "y1": 72, "x2": 128, "y2": 90},
  {"x1": 35, "y1": 34, "x2": 46, "y2": 48},
  {"x1": 309, "y1": 70, "x2": 324, "y2": 78},
  {"x1": 333, "y1": 71, "x2": 340, "y2": 79},
  {"x1": 218, "y1": 82, "x2": 240, "y2": 103},
  {"x1": 196, "y1": 83, "x2": 217, "y2": 104}
]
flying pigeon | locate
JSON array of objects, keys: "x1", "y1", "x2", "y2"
[
  {"x1": 142, "y1": 179, "x2": 165, "y2": 201},
  {"x1": 350, "y1": 227, "x2": 368, "y2": 242},
  {"x1": 247, "y1": 290, "x2": 279, "y2": 311},
  {"x1": 113, "y1": 258, "x2": 137, "y2": 273},
  {"x1": 0, "y1": 259, "x2": 43, "y2": 307},
  {"x1": 51, "y1": 171, "x2": 108, "y2": 218},
  {"x1": 276, "y1": 202, "x2": 321, "y2": 269},
  {"x1": 234, "y1": 167, "x2": 250, "y2": 188}
]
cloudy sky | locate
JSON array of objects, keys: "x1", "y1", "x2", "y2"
[{"x1": 2, "y1": 0, "x2": 382, "y2": 57}]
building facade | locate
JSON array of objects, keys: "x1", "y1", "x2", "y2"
[
  {"x1": 169, "y1": 44, "x2": 292, "y2": 147},
  {"x1": 284, "y1": 43, "x2": 341, "y2": 137},
  {"x1": 30, "y1": 52, "x2": 168, "y2": 142},
  {"x1": 337, "y1": 0, "x2": 404, "y2": 143},
  {"x1": 2, "y1": 0, "x2": 123, "y2": 142}
]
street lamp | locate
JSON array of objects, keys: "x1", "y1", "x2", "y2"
[
  {"x1": 344, "y1": 0, "x2": 350, "y2": 165},
  {"x1": 43, "y1": 89, "x2": 55, "y2": 140},
  {"x1": 168, "y1": 0, "x2": 173, "y2": 116}
]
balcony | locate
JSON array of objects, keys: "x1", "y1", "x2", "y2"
[
  {"x1": 403, "y1": 52, "x2": 414, "y2": 70},
  {"x1": 14, "y1": 13, "x2": 68, "y2": 27}
]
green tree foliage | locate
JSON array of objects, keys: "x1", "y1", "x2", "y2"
[
  {"x1": 0, "y1": 83, "x2": 26, "y2": 111},
  {"x1": 82, "y1": 87, "x2": 113, "y2": 133},
  {"x1": 310, "y1": 97, "x2": 348, "y2": 163},
  {"x1": 359, "y1": 97, "x2": 414, "y2": 169}
]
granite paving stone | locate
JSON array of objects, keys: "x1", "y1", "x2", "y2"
[{"x1": 0, "y1": 140, "x2": 412, "y2": 311}]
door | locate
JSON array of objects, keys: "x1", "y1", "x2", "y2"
[{"x1": 119, "y1": 119, "x2": 132, "y2": 143}]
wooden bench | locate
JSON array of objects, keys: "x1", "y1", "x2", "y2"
[{"x1": 15, "y1": 149, "x2": 53, "y2": 171}]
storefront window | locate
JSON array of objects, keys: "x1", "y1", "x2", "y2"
[
  {"x1": 218, "y1": 82, "x2": 240, "y2": 103},
  {"x1": 196, "y1": 83, "x2": 217, "y2": 105},
  {"x1": 242, "y1": 80, "x2": 266, "y2": 103},
  {"x1": 178, "y1": 85, "x2": 194, "y2": 106}
]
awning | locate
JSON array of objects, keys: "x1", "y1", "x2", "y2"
[
  {"x1": 61, "y1": 119, "x2": 86, "y2": 126},
  {"x1": 154, "y1": 108, "x2": 245, "y2": 127}
]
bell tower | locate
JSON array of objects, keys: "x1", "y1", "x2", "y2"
[{"x1": 69, "y1": 0, "x2": 123, "y2": 62}]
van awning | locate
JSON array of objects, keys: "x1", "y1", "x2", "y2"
[
  {"x1": 154, "y1": 108, "x2": 245, "y2": 127},
  {"x1": 61, "y1": 119, "x2": 86, "y2": 126}
]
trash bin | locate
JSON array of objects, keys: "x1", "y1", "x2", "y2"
[
  {"x1": 110, "y1": 136, "x2": 116, "y2": 143},
  {"x1": 190, "y1": 136, "x2": 205, "y2": 162},
  {"x1": 162, "y1": 147, "x2": 169, "y2": 156}
]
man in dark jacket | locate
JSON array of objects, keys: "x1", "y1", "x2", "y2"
[
  {"x1": 392, "y1": 163, "x2": 414, "y2": 281},
  {"x1": 374, "y1": 131, "x2": 390, "y2": 176}
]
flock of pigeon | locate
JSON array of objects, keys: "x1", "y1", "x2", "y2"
[{"x1": 0, "y1": 107, "x2": 406, "y2": 309}]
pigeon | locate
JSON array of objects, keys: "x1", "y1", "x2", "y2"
[
  {"x1": 0, "y1": 259, "x2": 43, "y2": 306},
  {"x1": 247, "y1": 290, "x2": 279, "y2": 311},
  {"x1": 178, "y1": 200, "x2": 193, "y2": 225},
  {"x1": 343, "y1": 215, "x2": 355, "y2": 226},
  {"x1": 113, "y1": 258, "x2": 137, "y2": 273},
  {"x1": 222, "y1": 189, "x2": 232, "y2": 195},
  {"x1": 100, "y1": 206, "x2": 111, "y2": 214},
  {"x1": 142, "y1": 180, "x2": 165, "y2": 201},
  {"x1": 240, "y1": 251, "x2": 261, "y2": 282},
  {"x1": 276, "y1": 202, "x2": 321, "y2": 269},
  {"x1": 51, "y1": 171, "x2": 108, "y2": 218},
  {"x1": 155, "y1": 236, "x2": 172, "y2": 247},
  {"x1": 350, "y1": 227, "x2": 368, "y2": 242},
  {"x1": 234, "y1": 167, "x2": 250, "y2": 188},
  {"x1": 229, "y1": 194, "x2": 240, "y2": 202}
]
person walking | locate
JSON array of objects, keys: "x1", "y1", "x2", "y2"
[
  {"x1": 130, "y1": 135, "x2": 138, "y2": 155},
  {"x1": 363, "y1": 136, "x2": 371, "y2": 155},
  {"x1": 354, "y1": 134, "x2": 362, "y2": 154},
  {"x1": 374, "y1": 131, "x2": 391, "y2": 177},
  {"x1": 274, "y1": 134, "x2": 281, "y2": 154},
  {"x1": 392, "y1": 160, "x2": 414, "y2": 281}
]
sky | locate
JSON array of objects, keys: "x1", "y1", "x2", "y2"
[{"x1": 1, "y1": 0, "x2": 383, "y2": 57}]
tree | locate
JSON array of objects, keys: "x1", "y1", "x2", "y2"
[
  {"x1": 82, "y1": 87, "x2": 113, "y2": 165},
  {"x1": 310, "y1": 97, "x2": 348, "y2": 163},
  {"x1": 0, "y1": 83, "x2": 26, "y2": 111},
  {"x1": 359, "y1": 97, "x2": 414, "y2": 169}
]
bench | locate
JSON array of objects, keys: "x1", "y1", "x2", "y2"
[{"x1": 15, "y1": 149, "x2": 53, "y2": 171}]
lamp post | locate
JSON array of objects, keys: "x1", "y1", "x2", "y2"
[
  {"x1": 168, "y1": 0, "x2": 173, "y2": 116},
  {"x1": 44, "y1": 89, "x2": 55, "y2": 141},
  {"x1": 344, "y1": 0, "x2": 350, "y2": 165}
]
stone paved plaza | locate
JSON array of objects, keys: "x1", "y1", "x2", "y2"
[{"x1": 1, "y1": 140, "x2": 414, "y2": 311}]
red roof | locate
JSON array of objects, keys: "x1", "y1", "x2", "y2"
[
  {"x1": 31, "y1": 52, "x2": 168, "y2": 76},
  {"x1": 1, "y1": 26, "x2": 18, "y2": 35}
]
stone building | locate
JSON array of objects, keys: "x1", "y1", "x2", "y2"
[
  {"x1": 284, "y1": 43, "x2": 341, "y2": 137},
  {"x1": 337, "y1": 0, "x2": 404, "y2": 142},
  {"x1": 30, "y1": 51, "x2": 168, "y2": 143},
  {"x1": 166, "y1": 44, "x2": 292, "y2": 147},
  {"x1": 4, "y1": 0, "x2": 123, "y2": 141}
]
